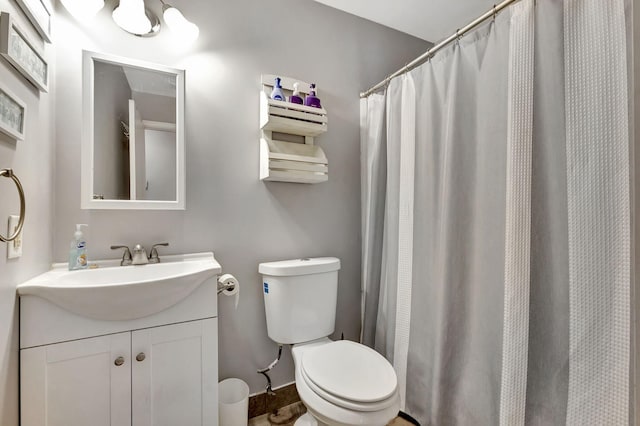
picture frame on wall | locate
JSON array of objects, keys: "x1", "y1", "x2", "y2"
[
  {"x1": 14, "y1": 0, "x2": 53, "y2": 43},
  {"x1": 0, "y1": 83, "x2": 27, "y2": 141},
  {"x1": 0, "y1": 12, "x2": 49, "y2": 92}
]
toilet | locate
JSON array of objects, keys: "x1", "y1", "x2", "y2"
[{"x1": 259, "y1": 257, "x2": 400, "y2": 426}]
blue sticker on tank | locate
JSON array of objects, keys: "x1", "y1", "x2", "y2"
[{"x1": 263, "y1": 282, "x2": 269, "y2": 294}]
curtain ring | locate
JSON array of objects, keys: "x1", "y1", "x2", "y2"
[
  {"x1": 0, "y1": 169, "x2": 25, "y2": 243},
  {"x1": 455, "y1": 28, "x2": 462, "y2": 44},
  {"x1": 493, "y1": 4, "x2": 497, "y2": 20}
]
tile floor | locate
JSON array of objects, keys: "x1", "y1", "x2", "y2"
[{"x1": 248, "y1": 402, "x2": 414, "y2": 426}]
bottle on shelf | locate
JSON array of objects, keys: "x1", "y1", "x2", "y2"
[
  {"x1": 304, "y1": 83, "x2": 322, "y2": 108},
  {"x1": 289, "y1": 82, "x2": 304, "y2": 105},
  {"x1": 270, "y1": 77, "x2": 286, "y2": 101}
]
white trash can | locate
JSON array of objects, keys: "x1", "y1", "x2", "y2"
[{"x1": 218, "y1": 378, "x2": 249, "y2": 426}]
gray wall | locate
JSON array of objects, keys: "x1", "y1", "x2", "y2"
[
  {"x1": 144, "y1": 129, "x2": 176, "y2": 201},
  {"x1": 93, "y1": 61, "x2": 132, "y2": 200},
  {"x1": 132, "y1": 91, "x2": 176, "y2": 123},
  {"x1": 0, "y1": 1, "x2": 55, "y2": 425},
  {"x1": 53, "y1": 0, "x2": 428, "y2": 394}
]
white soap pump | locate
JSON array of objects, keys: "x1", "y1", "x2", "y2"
[{"x1": 69, "y1": 224, "x2": 88, "y2": 271}]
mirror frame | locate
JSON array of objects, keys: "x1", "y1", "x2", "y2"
[{"x1": 81, "y1": 50, "x2": 185, "y2": 210}]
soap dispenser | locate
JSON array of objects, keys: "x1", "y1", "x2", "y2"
[
  {"x1": 69, "y1": 224, "x2": 89, "y2": 271},
  {"x1": 304, "y1": 83, "x2": 322, "y2": 108},
  {"x1": 289, "y1": 82, "x2": 304, "y2": 104},
  {"x1": 270, "y1": 77, "x2": 286, "y2": 102}
]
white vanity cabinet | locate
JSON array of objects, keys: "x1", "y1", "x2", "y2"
[
  {"x1": 21, "y1": 332, "x2": 132, "y2": 426},
  {"x1": 18, "y1": 253, "x2": 221, "y2": 426},
  {"x1": 131, "y1": 319, "x2": 217, "y2": 426},
  {"x1": 21, "y1": 319, "x2": 217, "y2": 426}
]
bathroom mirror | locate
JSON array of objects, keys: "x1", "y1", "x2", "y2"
[{"x1": 81, "y1": 50, "x2": 185, "y2": 210}]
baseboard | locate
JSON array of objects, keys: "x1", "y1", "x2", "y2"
[{"x1": 248, "y1": 382, "x2": 300, "y2": 419}]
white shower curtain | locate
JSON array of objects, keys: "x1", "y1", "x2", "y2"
[{"x1": 360, "y1": 1, "x2": 633, "y2": 425}]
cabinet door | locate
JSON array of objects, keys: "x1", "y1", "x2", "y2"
[
  {"x1": 132, "y1": 318, "x2": 218, "y2": 426},
  {"x1": 21, "y1": 332, "x2": 131, "y2": 426}
]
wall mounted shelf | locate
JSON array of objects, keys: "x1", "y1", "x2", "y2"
[
  {"x1": 260, "y1": 96, "x2": 327, "y2": 137},
  {"x1": 260, "y1": 74, "x2": 328, "y2": 184},
  {"x1": 260, "y1": 138, "x2": 328, "y2": 184}
]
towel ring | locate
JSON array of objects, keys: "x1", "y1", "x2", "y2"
[{"x1": 0, "y1": 169, "x2": 25, "y2": 243}]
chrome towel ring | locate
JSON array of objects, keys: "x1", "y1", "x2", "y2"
[{"x1": 0, "y1": 169, "x2": 25, "y2": 243}]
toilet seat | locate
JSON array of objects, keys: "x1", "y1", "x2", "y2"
[
  {"x1": 300, "y1": 363, "x2": 398, "y2": 412},
  {"x1": 300, "y1": 340, "x2": 397, "y2": 412}
]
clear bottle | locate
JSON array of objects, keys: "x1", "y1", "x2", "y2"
[{"x1": 69, "y1": 224, "x2": 89, "y2": 271}]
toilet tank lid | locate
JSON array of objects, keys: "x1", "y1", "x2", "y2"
[{"x1": 259, "y1": 257, "x2": 341, "y2": 276}]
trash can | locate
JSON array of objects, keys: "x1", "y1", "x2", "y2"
[{"x1": 219, "y1": 378, "x2": 250, "y2": 426}]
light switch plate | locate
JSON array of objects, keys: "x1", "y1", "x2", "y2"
[{"x1": 7, "y1": 215, "x2": 22, "y2": 259}]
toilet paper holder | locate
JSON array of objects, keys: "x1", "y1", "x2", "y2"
[
  {"x1": 217, "y1": 274, "x2": 240, "y2": 309},
  {"x1": 217, "y1": 280, "x2": 235, "y2": 294},
  {"x1": 217, "y1": 274, "x2": 238, "y2": 295}
]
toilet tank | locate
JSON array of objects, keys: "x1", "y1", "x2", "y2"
[{"x1": 259, "y1": 257, "x2": 341, "y2": 344}]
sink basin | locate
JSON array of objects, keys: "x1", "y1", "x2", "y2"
[{"x1": 17, "y1": 252, "x2": 221, "y2": 321}]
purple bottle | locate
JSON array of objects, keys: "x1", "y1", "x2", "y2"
[{"x1": 304, "y1": 83, "x2": 322, "y2": 108}]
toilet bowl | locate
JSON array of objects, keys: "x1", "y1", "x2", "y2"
[
  {"x1": 291, "y1": 338, "x2": 400, "y2": 426},
  {"x1": 258, "y1": 258, "x2": 399, "y2": 426}
]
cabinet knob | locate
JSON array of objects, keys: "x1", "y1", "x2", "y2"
[
  {"x1": 136, "y1": 352, "x2": 146, "y2": 362},
  {"x1": 114, "y1": 356, "x2": 125, "y2": 366}
]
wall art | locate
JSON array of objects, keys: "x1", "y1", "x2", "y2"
[{"x1": 0, "y1": 12, "x2": 48, "y2": 92}]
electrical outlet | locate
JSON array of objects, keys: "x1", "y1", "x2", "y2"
[{"x1": 7, "y1": 215, "x2": 22, "y2": 259}]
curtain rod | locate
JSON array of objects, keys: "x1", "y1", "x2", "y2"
[{"x1": 360, "y1": 0, "x2": 522, "y2": 98}]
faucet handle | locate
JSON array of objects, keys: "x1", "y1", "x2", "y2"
[
  {"x1": 149, "y1": 242, "x2": 169, "y2": 263},
  {"x1": 110, "y1": 245, "x2": 132, "y2": 266}
]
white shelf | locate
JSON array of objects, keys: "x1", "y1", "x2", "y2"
[
  {"x1": 260, "y1": 138, "x2": 328, "y2": 184},
  {"x1": 260, "y1": 93, "x2": 327, "y2": 137},
  {"x1": 262, "y1": 170, "x2": 328, "y2": 184},
  {"x1": 260, "y1": 74, "x2": 329, "y2": 184}
]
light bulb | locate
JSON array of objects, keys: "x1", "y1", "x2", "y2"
[
  {"x1": 60, "y1": 0, "x2": 104, "y2": 21},
  {"x1": 112, "y1": 0, "x2": 151, "y2": 35},
  {"x1": 163, "y1": 6, "x2": 199, "y2": 44}
]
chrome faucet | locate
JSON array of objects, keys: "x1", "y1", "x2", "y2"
[
  {"x1": 148, "y1": 243, "x2": 169, "y2": 264},
  {"x1": 110, "y1": 245, "x2": 132, "y2": 266},
  {"x1": 111, "y1": 242, "x2": 169, "y2": 266},
  {"x1": 131, "y1": 244, "x2": 149, "y2": 265}
]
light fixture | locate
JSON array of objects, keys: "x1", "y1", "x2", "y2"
[
  {"x1": 112, "y1": 0, "x2": 158, "y2": 36},
  {"x1": 62, "y1": 0, "x2": 198, "y2": 41},
  {"x1": 60, "y1": 0, "x2": 105, "y2": 21},
  {"x1": 161, "y1": 1, "x2": 200, "y2": 44}
]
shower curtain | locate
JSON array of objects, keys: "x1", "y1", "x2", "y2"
[{"x1": 360, "y1": 1, "x2": 633, "y2": 425}]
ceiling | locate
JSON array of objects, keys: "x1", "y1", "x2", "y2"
[{"x1": 312, "y1": 0, "x2": 498, "y2": 42}]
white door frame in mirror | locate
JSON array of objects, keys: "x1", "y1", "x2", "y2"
[{"x1": 81, "y1": 50, "x2": 185, "y2": 210}]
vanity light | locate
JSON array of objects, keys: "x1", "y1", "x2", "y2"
[
  {"x1": 62, "y1": 0, "x2": 198, "y2": 41},
  {"x1": 60, "y1": 0, "x2": 105, "y2": 21},
  {"x1": 161, "y1": 1, "x2": 199, "y2": 43},
  {"x1": 112, "y1": 0, "x2": 152, "y2": 35}
]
